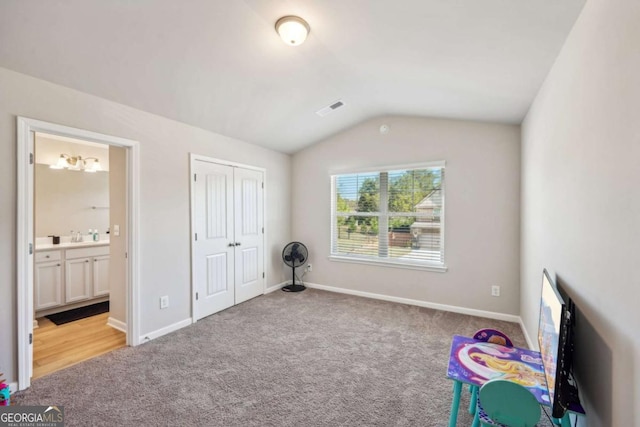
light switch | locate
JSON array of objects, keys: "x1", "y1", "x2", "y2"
[{"x1": 113, "y1": 224, "x2": 120, "y2": 236}]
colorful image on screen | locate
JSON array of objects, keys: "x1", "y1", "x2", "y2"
[{"x1": 538, "y1": 272, "x2": 563, "y2": 406}]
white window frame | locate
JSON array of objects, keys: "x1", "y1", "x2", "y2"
[{"x1": 329, "y1": 161, "x2": 447, "y2": 272}]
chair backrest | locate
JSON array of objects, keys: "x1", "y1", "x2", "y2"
[
  {"x1": 479, "y1": 379, "x2": 541, "y2": 427},
  {"x1": 473, "y1": 328, "x2": 514, "y2": 347}
]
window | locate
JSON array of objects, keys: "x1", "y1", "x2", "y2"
[{"x1": 330, "y1": 162, "x2": 446, "y2": 271}]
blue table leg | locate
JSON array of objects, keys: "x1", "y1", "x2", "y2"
[
  {"x1": 468, "y1": 385, "x2": 478, "y2": 414},
  {"x1": 552, "y1": 412, "x2": 572, "y2": 425},
  {"x1": 449, "y1": 381, "x2": 462, "y2": 427},
  {"x1": 471, "y1": 410, "x2": 481, "y2": 427}
]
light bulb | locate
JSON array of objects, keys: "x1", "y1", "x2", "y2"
[
  {"x1": 88, "y1": 159, "x2": 102, "y2": 173},
  {"x1": 50, "y1": 155, "x2": 67, "y2": 169}
]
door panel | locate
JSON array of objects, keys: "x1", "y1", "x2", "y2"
[
  {"x1": 206, "y1": 253, "x2": 228, "y2": 296},
  {"x1": 241, "y1": 178, "x2": 258, "y2": 235},
  {"x1": 93, "y1": 255, "x2": 110, "y2": 297},
  {"x1": 234, "y1": 168, "x2": 264, "y2": 304},
  {"x1": 35, "y1": 261, "x2": 63, "y2": 310},
  {"x1": 193, "y1": 161, "x2": 234, "y2": 320},
  {"x1": 65, "y1": 258, "x2": 91, "y2": 303},
  {"x1": 240, "y1": 247, "x2": 258, "y2": 284},
  {"x1": 206, "y1": 173, "x2": 228, "y2": 239}
]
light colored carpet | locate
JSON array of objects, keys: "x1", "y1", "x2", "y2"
[{"x1": 15, "y1": 289, "x2": 552, "y2": 426}]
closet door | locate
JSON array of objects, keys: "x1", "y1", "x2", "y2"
[
  {"x1": 233, "y1": 167, "x2": 264, "y2": 304},
  {"x1": 193, "y1": 160, "x2": 235, "y2": 320}
]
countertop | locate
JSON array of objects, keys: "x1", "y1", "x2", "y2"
[{"x1": 36, "y1": 240, "x2": 110, "y2": 251}]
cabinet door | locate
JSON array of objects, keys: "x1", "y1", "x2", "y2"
[
  {"x1": 65, "y1": 257, "x2": 91, "y2": 303},
  {"x1": 93, "y1": 255, "x2": 110, "y2": 297},
  {"x1": 35, "y1": 261, "x2": 63, "y2": 310}
]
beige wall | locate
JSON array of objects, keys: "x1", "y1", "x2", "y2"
[
  {"x1": 0, "y1": 66, "x2": 291, "y2": 384},
  {"x1": 108, "y1": 146, "x2": 127, "y2": 324},
  {"x1": 521, "y1": 1, "x2": 640, "y2": 425},
  {"x1": 292, "y1": 115, "x2": 521, "y2": 315},
  {"x1": 34, "y1": 164, "x2": 109, "y2": 237}
]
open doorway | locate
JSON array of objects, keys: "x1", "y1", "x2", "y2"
[
  {"x1": 17, "y1": 117, "x2": 140, "y2": 390},
  {"x1": 32, "y1": 133, "x2": 125, "y2": 379}
]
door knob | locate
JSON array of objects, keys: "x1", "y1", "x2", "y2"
[
  {"x1": 235, "y1": 242, "x2": 241, "y2": 246},
  {"x1": 228, "y1": 243, "x2": 235, "y2": 247}
]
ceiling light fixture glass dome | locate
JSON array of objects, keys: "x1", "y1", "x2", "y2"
[{"x1": 275, "y1": 16, "x2": 310, "y2": 46}]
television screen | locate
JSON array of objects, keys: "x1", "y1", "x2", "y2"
[{"x1": 537, "y1": 269, "x2": 566, "y2": 417}]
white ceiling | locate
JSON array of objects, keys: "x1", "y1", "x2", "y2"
[{"x1": 0, "y1": 0, "x2": 585, "y2": 153}]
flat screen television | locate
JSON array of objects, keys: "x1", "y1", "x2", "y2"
[{"x1": 537, "y1": 269, "x2": 579, "y2": 418}]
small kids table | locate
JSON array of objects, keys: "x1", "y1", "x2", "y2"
[{"x1": 446, "y1": 335, "x2": 584, "y2": 427}]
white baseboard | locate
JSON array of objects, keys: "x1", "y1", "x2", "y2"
[
  {"x1": 107, "y1": 317, "x2": 127, "y2": 333},
  {"x1": 265, "y1": 281, "x2": 288, "y2": 294},
  {"x1": 303, "y1": 281, "x2": 521, "y2": 323},
  {"x1": 9, "y1": 382, "x2": 18, "y2": 394},
  {"x1": 33, "y1": 319, "x2": 38, "y2": 329},
  {"x1": 138, "y1": 318, "x2": 191, "y2": 344},
  {"x1": 519, "y1": 317, "x2": 536, "y2": 350}
]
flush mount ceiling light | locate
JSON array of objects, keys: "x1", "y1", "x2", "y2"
[
  {"x1": 275, "y1": 16, "x2": 310, "y2": 46},
  {"x1": 50, "y1": 154, "x2": 102, "y2": 173}
]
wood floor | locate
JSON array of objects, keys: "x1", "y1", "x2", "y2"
[{"x1": 33, "y1": 312, "x2": 126, "y2": 379}]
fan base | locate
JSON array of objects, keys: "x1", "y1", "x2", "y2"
[{"x1": 282, "y1": 284, "x2": 306, "y2": 292}]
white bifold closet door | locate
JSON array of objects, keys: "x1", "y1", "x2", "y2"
[{"x1": 192, "y1": 160, "x2": 264, "y2": 320}]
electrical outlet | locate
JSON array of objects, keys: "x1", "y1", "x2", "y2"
[
  {"x1": 160, "y1": 296, "x2": 169, "y2": 309},
  {"x1": 491, "y1": 286, "x2": 501, "y2": 297},
  {"x1": 307, "y1": 263, "x2": 312, "y2": 272}
]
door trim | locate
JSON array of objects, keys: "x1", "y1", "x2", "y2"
[
  {"x1": 189, "y1": 154, "x2": 266, "y2": 323},
  {"x1": 16, "y1": 117, "x2": 141, "y2": 390}
]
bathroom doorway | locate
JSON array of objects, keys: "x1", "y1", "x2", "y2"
[
  {"x1": 17, "y1": 117, "x2": 140, "y2": 390},
  {"x1": 32, "y1": 133, "x2": 125, "y2": 379}
]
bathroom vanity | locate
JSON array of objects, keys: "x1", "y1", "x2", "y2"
[{"x1": 35, "y1": 240, "x2": 110, "y2": 318}]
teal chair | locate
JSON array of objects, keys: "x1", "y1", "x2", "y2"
[{"x1": 472, "y1": 379, "x2": 541, "y2": 427}]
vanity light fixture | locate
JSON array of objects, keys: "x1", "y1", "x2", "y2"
[
  {"x1": 275, "y1": 16, "x2": 310, "y2": 46},
  {"x1": 50, "y1": 154, "x2": 102, "y2": 172}
]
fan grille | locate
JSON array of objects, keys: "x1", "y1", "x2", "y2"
[{"x1": 282, "y1": 241, "x2": 308, "y2": 267}]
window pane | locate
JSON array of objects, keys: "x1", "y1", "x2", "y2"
[
  {"x1": 335, "y1": 173, "x2": 380, "y2": 213},
  {"x1": 386, "y1": 223, "x2": 413, "y2": 258},
  {"x1": 388, "y1": 169, "x2": 442, "y2": 213},
  {"x1": 387, "y1": 216, "x2": 443, "y2": 263},
  {"x1": 334, "y1": 216, "x2": 380, "y2": 257}
]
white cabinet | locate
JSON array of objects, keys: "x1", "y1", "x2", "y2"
[
  {"x1": 65, "y1": 257, "x2": 92, "y2": 303},
  {"x1": 92, "y1": 255, "x2": 110, "y2": 297},
  {"x1": 35, "y1": 252, "x2": 63, "y2": 311},
  {"x1": 65, "y1": 246, "x2": 110, "y2": 303},
  {"x1": 35, "y1": 244, "x2": 110, "y2": 316}
]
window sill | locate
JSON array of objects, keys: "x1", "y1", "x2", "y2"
[{"x1": 328, "y1": 255, "x2": 448, "y2": 273}]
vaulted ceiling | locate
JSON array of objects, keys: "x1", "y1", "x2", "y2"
[{"x1": 0, "y1": 0, "x2": 585, "y2": 153}]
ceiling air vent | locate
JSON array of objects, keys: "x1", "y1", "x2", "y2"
[{"x1": 316, "y1": 100, "x2": 345, "y2": 117}]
